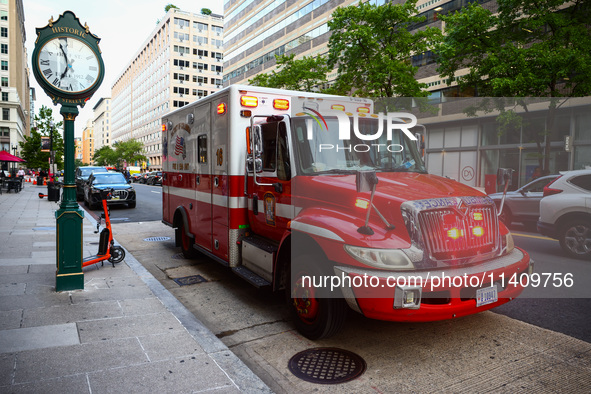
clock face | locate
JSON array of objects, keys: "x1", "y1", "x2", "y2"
[{"x1": 37, "y1": 36, "x2": 100, "y2": 94}]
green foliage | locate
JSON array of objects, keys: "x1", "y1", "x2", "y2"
[
  {"x1": 164, "y1": 4, "x2": 178, "y2": 12},
  {"x1": 435, "y1": 0, "x2": 591, "y2": 172},
  {"x1": 92, "y1": 139, "x2": 147, "y2": 168},
  {"x1": 201, "y1": 8, "x2": 212, "y2": 15},
  {"x1": 19, "y1": 106, "x2": 64, "y2": 170},
  {"x1": 248, "y1": 54, "x2": 329, "y2": 91},
  {"x1": 327, "y1": 0, "x2": 442, "y2": 97}
]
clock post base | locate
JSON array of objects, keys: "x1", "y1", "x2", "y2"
[{"x1": 55, "y1": 208, "x2": 84, "y2": 292}]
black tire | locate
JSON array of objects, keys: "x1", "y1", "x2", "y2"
[
  {"x1": 179, "y1": 221, "x2": 198, "y2": 259},
  {"x1": 83, "y1": 197, "x2": 89, "y2": 207},
  {"x1": 559, "y1": 220, "x2": 591, "y2": 260},
  {"x1": 108, "y1": 246, "x2": 125, "y2": 264},
  {"x1": 288, "y1": 254, "x2": 348, "y2": 340}
]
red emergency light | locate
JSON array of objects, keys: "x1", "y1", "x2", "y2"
[{"x1": 217, "y1": 103, "x2": 227, "y2": 114}]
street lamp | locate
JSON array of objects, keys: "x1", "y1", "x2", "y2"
[{"x1": 11, "y1": 144, "x2": 17, "y2": 176}]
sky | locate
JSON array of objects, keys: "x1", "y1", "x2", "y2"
[{"x1": 23, "y1": 0, "x2": 224, "y2": 137}]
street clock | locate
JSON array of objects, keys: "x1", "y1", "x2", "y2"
[{"x1": 31, "y1": 11, "x2": 104, "y2": 106}]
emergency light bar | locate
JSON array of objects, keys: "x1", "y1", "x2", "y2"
[
  {"x1": 273, "y1": 99, "x2": 289, "y2": 110},
  {"x1": 217, "y1": 103, "x2": 227, "y2": 114}
]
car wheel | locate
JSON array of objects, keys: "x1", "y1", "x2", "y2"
[
  {"x1": 559, "y1": 220, "x2": 591, "y2": 259},
  {"x1": 498, "y1": 206, "x2": 512, "y2": 226},
  {"x1": 288, "y1": 254, "x2": 348, "y2": 340}
]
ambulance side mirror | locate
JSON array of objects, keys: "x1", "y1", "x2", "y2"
[{"x1": 497, "y1": 168, "x2": 514, "y2": 186}]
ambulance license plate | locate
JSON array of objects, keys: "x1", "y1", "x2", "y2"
[{"x1": 476, "y1": 285, "x2": 498, "y2": 307}]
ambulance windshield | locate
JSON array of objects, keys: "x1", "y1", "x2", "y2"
[{"x1": 291, "y1": 116, "x2": 426, "y2": 175}]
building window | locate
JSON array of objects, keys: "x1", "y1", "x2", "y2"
[
  {"x1": 194, "y1": 22, "x2": 208, "y2": 31},
  {"x1": 0, "y1": 44, "x2": 7, "y2": 54},
  {"x1": 194, "y1": 62, "x2": 208, "y2": 71},
  {"x1": 194, "y1": 36, "x2": 208, "y2": 45},
  {"x1": 0, "y1": 27, "x2": 7, "y2": 38},
  {"x1": 212, "y1": 25, "x2": 223, "y2": 35},
  {"x1": 1, "y1": 92, "x2": 7, "y2": 101},
  {"x1": 1, "y1": 77, "x2": 6, "y2": 87},
  {"x1": 174, "y1": 18, "x2": 190, "y2": 28},
  {"x1": 1, "y1": 127, "x2": 9, "y2": 136},
  {"x1": 194, "y1": 49, "x2": 208, "y2": 57},
  {"x1": 212, "y1": 39, "x2": 223, "y2": 48},
  {"x1": 1, "y1": 61, "x2": 7, "y2": 71},
  {"x1": 211, "y1": 51, "x2": 223, "y2": 60},
  {"x1": 2, "y1": 108, "x2": 9, "y2": 120}
]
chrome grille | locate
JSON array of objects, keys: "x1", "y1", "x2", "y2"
[
  {"x1": 418, "y1": 205, "x2": 497, "y2": 260},
  {"x1": 110, "y1": 190, "x2": 129, "y2": 200}
]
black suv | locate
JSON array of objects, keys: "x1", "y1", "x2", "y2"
[
  {"x1": 84, "y1": 172, "x2": 136, "y2": 209},
  {"x1": 75, "y1": 166, "x2": 108, "y2": 201}
]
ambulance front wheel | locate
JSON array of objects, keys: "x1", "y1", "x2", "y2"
[{"x1": 288, "y1": 254, "x2": 348, "y2": 340}]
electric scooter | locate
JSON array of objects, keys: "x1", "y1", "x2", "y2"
[{"x1": 83, "y1": 188, "x2": 125, "y2": 268}]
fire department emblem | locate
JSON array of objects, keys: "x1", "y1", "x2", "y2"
[{"x1": 264, "y1": 193, "x2": 276, "y2": 227}]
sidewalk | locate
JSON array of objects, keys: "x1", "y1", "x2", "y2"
[{"x1": 0, "y1": 183, "x2": 271, "y2": 393}]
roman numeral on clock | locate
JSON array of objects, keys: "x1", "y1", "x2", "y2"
[
  {"x1": 40, "y1": 60, "x2": 50, "y2": 65},
  {"x1": 43, "y1": 69, "x2": 52, "y2": 77}
]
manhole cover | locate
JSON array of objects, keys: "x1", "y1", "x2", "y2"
[
  {"x1": 143, "y1": 237, "x2": 171, "y2": 242},
  {"x1": 171, "y1": 253, "x2": 186, "y2": 260},
  {"x1": 288, "y1": 347, "x2": 366, "y2": 384},
  {"x1": 172, "y1": 275, "x2": 207, "y2": 286}
]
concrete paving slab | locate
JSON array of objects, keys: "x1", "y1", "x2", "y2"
[
  {"x1": 76, "y1": 312, "x2": 185, "y2": 343},
  {"x1": 13, "y1": 337, "x2": 148, "y2": 384},
  {"x1": 87, "y1": 355, "x2": 238, "y2": 394},
  {"x1": 1, "y1": 375, "x2": 91, "y2": 394},
  {"x1": 0, "y1": 283, "x2": 25, "y2": 296},
  {"x1": 0, "y1": 323, "x2": 79, "y2": 353},
  {"x1": 0, "y1": 309, "x2": 22, "y2": 330},
  {"x1": 21, "y1": 301, "x2": 123, "y2": 328},
  {"x1": 0, "y1": 265, "x2": 28, "y2": 275},
  {"x1": 0, "y1": 292, "x2": 72, "y2": 311},
  {"x1": 118, "y1": 297, "x2": 168, "y2": 316},
  {"x1": 137, "y1": 331, "x2": 206, "y2": 362}
]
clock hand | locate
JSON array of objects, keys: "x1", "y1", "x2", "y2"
[{"x1": 59, "y1": 43, "x2": 69, "y2": 79}]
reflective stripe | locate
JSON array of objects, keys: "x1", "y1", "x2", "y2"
[
  {"x1": 290, "y1": 221, "x2": 344, "y2": 242},
  {"x1": 166, "y1": 187, "x2": 247, "y2": 209}
]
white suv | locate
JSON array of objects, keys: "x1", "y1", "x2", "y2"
[{"x1": 537, "y1": 169, "x2": 591, "y2": 259}]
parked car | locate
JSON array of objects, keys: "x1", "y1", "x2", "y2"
[
  {"x1": 137, "y1": 172, "x2": 152, "y2": 184},
  {"x1": 537, "y1": 169, "x2": 591, "y2": 259},
  {"x1": 488, "y1": 174, "x2": 560, "y2": 226},
  {"x1": 84, "y1": 171, "x2": 136, "y2": 209},
  {"x1": 75, "y1": 166, "x2": 108, "y2": 201},
  {"x1": 146, "y1": 171, "x2": 162, "y2": 186},
  {"x1": 130, "y1": 173, "x2": 143, "y2": 183}
]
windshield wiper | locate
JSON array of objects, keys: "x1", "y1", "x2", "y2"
[{"x1": 315, "y1": 168, "x2": 356, "y2": 175}]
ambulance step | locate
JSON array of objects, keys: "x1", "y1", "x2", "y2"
[
  {"x1": 232, "y1": 266, "x2": 271, "y2": 288},
  {"x1": 241, "y1": 236, "x2": 278, "y2": 253}
]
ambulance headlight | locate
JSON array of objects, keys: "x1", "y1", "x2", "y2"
[
  {"x1": 504, "y1": 232, "x2": 515, "y2": 254},
  {"x1": 344, "y1": 245, "x2": 415, "y2": 270}
]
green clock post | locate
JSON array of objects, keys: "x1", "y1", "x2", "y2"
[{"x1": 31, "y1": 11, "x2": 105, "y2": 291}]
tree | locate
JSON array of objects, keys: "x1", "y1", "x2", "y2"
[
  {"x1": 327, "y1": 0, "x2": 442, "y2": 98},
  {"x1": 201, "y1": 8, "x2": 212, "y2": 15},
  {"x1": 436, "y1": 0, "x2": 591, "y2": 174},
  {"x1": 165, "y1": 4, "x2": 178, "y2": 12},
  {"x1": 92, "y1": 139, "x2": 147, "y2": 169},
  {"x1": 19, "y1": 106, "x2": 64, "y2": 171},
  {"x1": 248, "y1": 54, "x2": 330, "y2": 91}
]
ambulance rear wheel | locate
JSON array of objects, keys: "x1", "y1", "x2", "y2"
[
  {"x1": 179, "y1": 222, "x2": 198, "y2": 259},
  {"x1": 288, "y1": 254, "x2": 348, "y2": 340}
]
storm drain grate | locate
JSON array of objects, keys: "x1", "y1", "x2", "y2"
[
  {"x1": 288, "y1": 347, "x2": 366, "y2": 384},
  {"x1": 171, "y1": 253, "x2": 186, "y2": 260},
  {"x1": 172, "y1": 275, "x2": 207, "y2": 286},
  {"x1": 143, "y1": 236, "x2": 171, "y2": 242}
]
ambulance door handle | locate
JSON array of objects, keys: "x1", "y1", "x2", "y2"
[
  {"x1": 196, "y1": 175, "x2": 200, "y2": 185},
  {"x1": 214, "y1": 177, "x2": 219, "y2": 187},
  {"x1": 178, "y1": 174, "x2": 182, "y2": 182}
]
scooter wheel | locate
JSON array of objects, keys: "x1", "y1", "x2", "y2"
[{"x1": 108, "y1": 246, "x2": 125, "y2": 264}]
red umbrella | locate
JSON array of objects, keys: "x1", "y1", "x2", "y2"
[{"x1": 0, "y1": 150, "x2": 25, "y2": 162}]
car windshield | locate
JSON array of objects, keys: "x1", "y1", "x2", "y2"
[
  {"x1": 93, "y1": 173, "x2": 127, "y2": 184},
  {"x1": 291, "y1": 116, "x2": 426, "y2": 175},
  {"x1": 81, "y1": 167, "x2": 106, "y2": 176}
]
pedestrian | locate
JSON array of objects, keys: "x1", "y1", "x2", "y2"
[{"x1": 17, "y1": 168, "x2": 25, "y2": 178}]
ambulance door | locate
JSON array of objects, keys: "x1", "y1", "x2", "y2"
[
  {"x1": 247, "y1": 116, "x2": 293, "y2": 242},
  {"x1": 193, "y1": 103, "x2": 212, "y2": 251}
]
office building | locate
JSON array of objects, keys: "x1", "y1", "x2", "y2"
[
  {"x1": 0, "y1": 0, "x2": 31, "y2": 163},
  {"x1": 223, "y1": 0, "x2": 591, "y2": 188},
  {"x1": 92, "y1": 97, "x2": 111, "y2": 151},
  {"x1": 111, "y1": 8, "x2": 224, "y2": 171}
]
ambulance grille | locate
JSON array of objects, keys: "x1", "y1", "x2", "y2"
[{"x1": 417, "y1": 206, "x2": 497, "y2": 261}]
